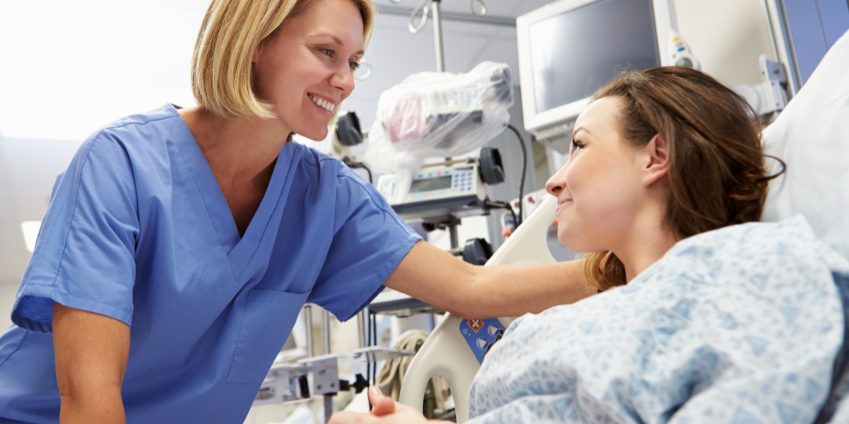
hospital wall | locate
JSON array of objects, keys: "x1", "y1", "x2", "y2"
[
  {"x1": 0, "y1": 284, "x2": 15, "y2": 330},
  {"x1": 671, "y1": 0, "x2": 779, "y2": 88}
]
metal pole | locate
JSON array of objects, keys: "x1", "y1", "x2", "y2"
[
  {"x1": 357, "y1": 309, "x2": 368, "y2": 348},
  {"x1": 449, "y1": 221, "x2": 459, "y2": 249},
  {"x1": 323, "y1": 394, "x2": 334, "y2": 424},
  {"x1": 321, "y1": 309, "x2": 332, "y2": 355},
  {"x1": 431, "y1": 0, "x2": 445, "y2": 72},
  {"x1": 303, "y1": 305, "x2": 314, "y2": 357},
  {"x1": 430, "y1": 0, "x2": 451, "y2": 161},
  {"x1": 376, "y1": 5, "x2": 515, "y2": 27}
]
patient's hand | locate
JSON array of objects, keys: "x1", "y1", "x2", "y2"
[
  {"x1": 367, "y1": 387, "x2": 395, "y2": 416},
  {"x1": 328, "y1": 387, "x2": 448, "y2": 423}
]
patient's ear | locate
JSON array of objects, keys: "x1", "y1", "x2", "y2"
[{"x1": 641, "y1": 134, "x2": 669, "y2": 187}]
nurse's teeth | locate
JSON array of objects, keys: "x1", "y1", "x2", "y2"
[{"x1": 309, "y1": 95, "x2": 335, "y2": 113}]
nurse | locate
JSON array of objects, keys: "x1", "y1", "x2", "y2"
[{"x1": 0, "y1": 0, "x2": 590, "y2": 422}]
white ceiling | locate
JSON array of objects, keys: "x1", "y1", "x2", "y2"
[{"x1": 0, "y1": 0, "x2": 553, "y2": 285}]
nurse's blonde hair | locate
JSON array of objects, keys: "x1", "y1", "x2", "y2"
[{"x1": 191, "y1": 0, "x2": 375, "y2": 118}]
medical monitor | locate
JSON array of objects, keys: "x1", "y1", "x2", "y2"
[{"x1": 516, "y1": 0, "x2": 662, "y2": 145}]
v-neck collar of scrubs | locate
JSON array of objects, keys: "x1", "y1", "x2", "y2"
[{"x1": 168, "y1": 104, "x2": 297, "y2": 277}]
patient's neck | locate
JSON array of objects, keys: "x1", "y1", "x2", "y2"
[{"x1": 615, "y1": 217, "x2": 678, "y2": 283}]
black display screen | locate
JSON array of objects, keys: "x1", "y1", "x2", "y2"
[
  {"x1": 529, "y1": 0, "x2": 659, "y2": 114},
  {"x1": 410, "y1": 175, "x2": 453, "y2": 193}
]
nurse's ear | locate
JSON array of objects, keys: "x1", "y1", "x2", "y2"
[
  {"x1": 252, "y1": 43, "x2": 264, "y2": 63},
  {"x1": 253, "y1": 26, "x2": 282, "y2": 64},
  {"x1": 640, "y1": 133, "x2": 670, "y2": 187}
]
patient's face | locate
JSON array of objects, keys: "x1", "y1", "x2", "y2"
[{"x1": 544, "y1": 96, "x2": 646, "y2": 252}]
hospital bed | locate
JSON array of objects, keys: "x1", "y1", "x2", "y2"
[
  {"x1": 400, "y1": 194, "x2": 558, "y2": 422},
  {"x1": 399, "y1": 28, "x2": 849, "y2": 423}
]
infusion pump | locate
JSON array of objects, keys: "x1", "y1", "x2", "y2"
[{"x1": 376, "y1": 161, "x2": 486, "y2": 219}]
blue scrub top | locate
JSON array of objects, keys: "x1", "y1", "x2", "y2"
[{"x1": 0, "y1": 105, "x2": 421, "y2": 423}]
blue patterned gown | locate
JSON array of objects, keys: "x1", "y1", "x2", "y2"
[{"x1": 469, "y1": 217, "x2": 849, "y2": 423}]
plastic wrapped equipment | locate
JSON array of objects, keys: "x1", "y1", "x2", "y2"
[{"x1": 368, "y1": 61, "x2": 513, "y2": 173}]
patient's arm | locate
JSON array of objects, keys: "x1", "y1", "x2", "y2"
[
  {"x1": 386, "y1": 241, "x2": 593, "y2": 318},
  {"x1": 329, "y1": 407, "x2": 437, "y2": 423}
]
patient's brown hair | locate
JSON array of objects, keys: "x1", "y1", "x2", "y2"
[{"x1": 584, "y1": 67, "x2": 781, "y2": 292}]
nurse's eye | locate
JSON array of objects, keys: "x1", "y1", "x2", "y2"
[
  {"x1": 318, "y1": 47, "x2": 335, "y2": 59},
  {"x1": 570, "y1": 139, "x2": 586, "y2": 152},
  {"x1": 349, "y1": 60, "x2": 360, "y2": 71}
]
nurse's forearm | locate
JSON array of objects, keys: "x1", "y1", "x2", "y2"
[
  {"x1": 54, "y1": 303, "x2": 129, "y2": 424},
  {"x1": 386, "y1": 242, "x2": 593, "y2": 318},
  {"x1": 60, "y1": 393, "x2": 126, "y2": 424},
  {"x1": 465, "y1": 259, "x2": 594, "y2": 317}
]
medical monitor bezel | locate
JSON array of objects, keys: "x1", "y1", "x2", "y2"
[{"x1": 516, "y1": 0, "x2": 667, "y2": 140}]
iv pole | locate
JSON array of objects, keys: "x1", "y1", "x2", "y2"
[
  {"x1": 428, "y1": 0, "x2": 460, "y2": 247},
  {"x1": 432, "y1": 0, "x2": 445, "y2": 72}
]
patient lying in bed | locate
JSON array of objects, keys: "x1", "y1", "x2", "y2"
[
  {"x1": 330, "y1": 64, "x2": 849, "y2": 423},
  {"x1": 470, "y1": 217, "x2": 849, "y2": 423}
]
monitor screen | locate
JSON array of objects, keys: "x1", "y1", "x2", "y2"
[
  {"x1": 518, "y1": 0, "x2": 661, "y2": 139},
  {"x1": 410, "y1": 175, "x2": 452, "y2": 193}
]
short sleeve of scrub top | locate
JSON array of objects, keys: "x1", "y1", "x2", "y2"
[
  {"x1": 12, "y1": 132, "x2": 138, "y2": 331},
  {"x1": 307, "y1": 161, "x2": 422, "y2": 321}
]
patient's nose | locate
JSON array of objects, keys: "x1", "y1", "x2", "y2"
[
  {"x1": 545, "y1": 174, "x2": 564, "y2": 197},
  {"x1": 546, "y1": 165, "x2": 568, "y2": 197}
]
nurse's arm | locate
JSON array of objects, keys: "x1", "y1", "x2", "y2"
[
  {"x1": 53, "y1": 303, "x2": 130, "y2": 424},
  {"x1": 385, "y1": 241, "x2": 593, "y2": 318}
]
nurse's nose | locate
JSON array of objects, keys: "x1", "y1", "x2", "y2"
[{"x1": 331, "y1": 64, "x2": 355, "y2": 97}]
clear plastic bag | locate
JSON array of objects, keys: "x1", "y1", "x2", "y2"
[{"x1": 367, "y1": 62, "x2": 513, "y2": 174}]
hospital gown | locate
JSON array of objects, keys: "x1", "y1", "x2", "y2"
[{"x1": 469, "y1": 217, "x2": 849, "y2": 423}]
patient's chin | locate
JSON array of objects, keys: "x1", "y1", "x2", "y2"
[{"x1": 558, "y1": 231, "x2": 591, "y2": 253}]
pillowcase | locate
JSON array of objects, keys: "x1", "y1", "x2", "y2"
[{"x1": 761, "y1": 29, "x2": 849, "y2": 260}]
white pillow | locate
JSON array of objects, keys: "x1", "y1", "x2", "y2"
[{"x1": 761, "y1": 29, "x2": 849, "y2": 260}]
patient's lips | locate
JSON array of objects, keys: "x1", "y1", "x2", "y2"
[{"x1": 556, "y1": 197, "x2": 573, "y2": 214}]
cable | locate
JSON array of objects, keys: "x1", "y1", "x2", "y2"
[
  {"x1": 483, "y1": 200, "x2": 516, "y2": 230},
  {"x1": 506, "y1": 124, "x2": 528, "y2": 227},
  {"x1": 344, "y1": 158, "x2": 374, "y2": 184}
]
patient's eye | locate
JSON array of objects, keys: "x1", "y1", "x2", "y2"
[{"x1": 570, "y1": 139, "x2": 586, "y2": 152}]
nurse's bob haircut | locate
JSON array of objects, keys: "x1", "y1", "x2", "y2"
[{"x1": 191, "y1": 0, "x2": 375, "y2": 118}]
